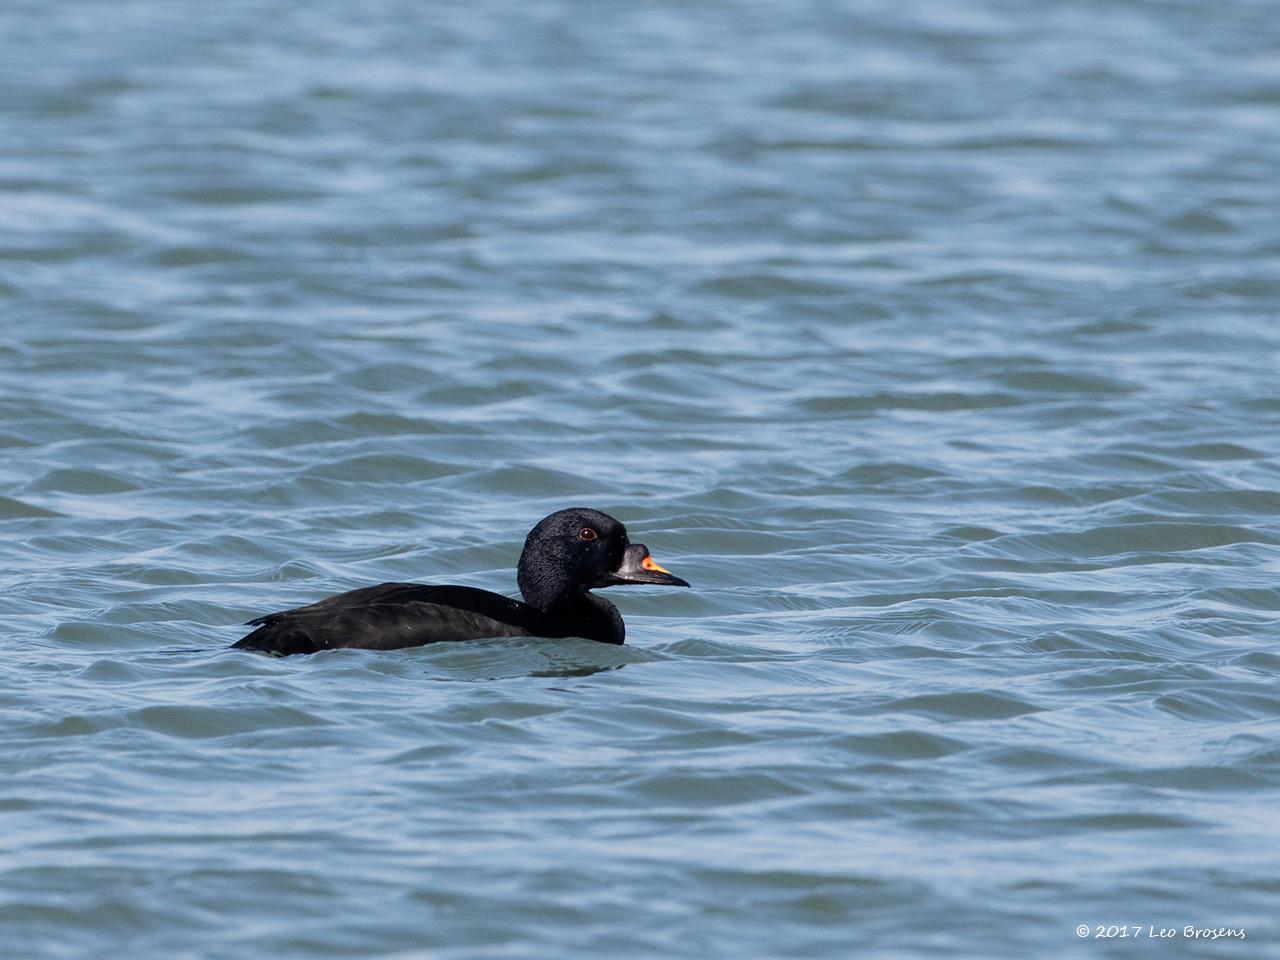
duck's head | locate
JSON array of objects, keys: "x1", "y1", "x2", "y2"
[{"x1": 516, "y1": 507, "x2": 690, "y2": 610}]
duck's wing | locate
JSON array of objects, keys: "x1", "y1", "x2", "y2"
[{"x1": 232, "y1": 583, "x2": 537, "y2": 655}]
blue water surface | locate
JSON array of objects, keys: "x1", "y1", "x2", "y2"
[{"x1": 2, "y1": 1, "x2": 1279, "y2": 958}]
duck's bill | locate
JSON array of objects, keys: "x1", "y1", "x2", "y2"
[{"x1": 609, "y1": 544, "x2": 691, "y2": 588}]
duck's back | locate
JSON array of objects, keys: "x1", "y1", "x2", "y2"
[{"x1": 232, "y1": 583, "x2": 537, "y2": 656}]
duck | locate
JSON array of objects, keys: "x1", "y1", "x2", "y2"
[{"x1": 231, "y1": 507, "x2": 689, "y2": 656}]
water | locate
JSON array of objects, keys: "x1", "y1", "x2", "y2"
[{"x1": 2, "y1": 1, "x2": 1279, "y2": 957}]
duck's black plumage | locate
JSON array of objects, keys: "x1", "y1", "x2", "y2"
[{"x1": 232, "y1": 508, "x2": 689, "y2": 656}]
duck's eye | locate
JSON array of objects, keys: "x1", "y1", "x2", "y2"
[{"x1": 578, "y1": 527, "x2": 598, "y2": 542}]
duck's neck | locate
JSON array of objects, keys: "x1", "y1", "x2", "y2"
[
  {"x1": 517, "y1": 559, "x2": 572, "y2": 611},
  {"x1": 518, "y1": 561, "x2": 626, "y2": 644},
  {"x1": 540, "y1": 592, "x2": 625, "y2": 645}
]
